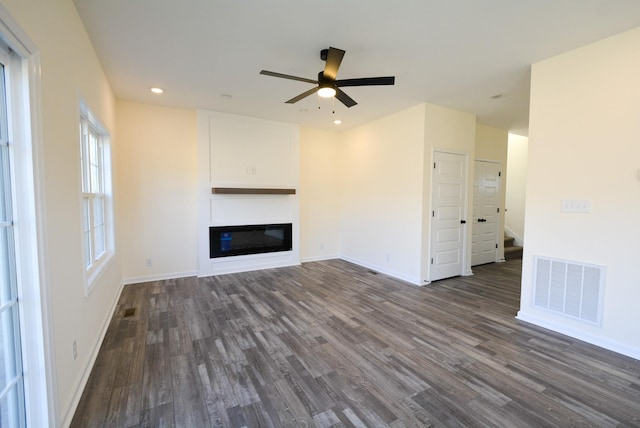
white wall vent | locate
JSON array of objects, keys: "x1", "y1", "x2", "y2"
[{"x1": 533, "y1": 256, "x2": 605, "y2": 325}]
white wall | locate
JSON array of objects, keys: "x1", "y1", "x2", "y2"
[
  {"x1": 116, "y1": 101, "x2": 198, "y2": 283},
  {"x1": 0, "y1": 0, "x2": 121, "y2": 424},
  {"x1": 422, "y1": 103, "x2": 477, "y2": 280},
  {"x1": 340, "y1": 104, "x2": 426, "y2": 284},
  {"x1": 300, "y1": 127, "x2": 341, "y2": 261},
  {"x1": 505, "y1": 133, "x2": 528, "y2": 243},
  {"x1": 519, "y1": 27, "x2": 640, "y2": 359},
  {"x1": 475, "y1": 123, "x2": 509, "y2": 260}
]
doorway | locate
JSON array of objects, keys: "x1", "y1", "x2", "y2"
[
  {"x1": 429, "y1": 151, "x2": 468, "y2": 281},
  {"x1": 471, "y1": 160, "x2": 501, "y2": 266}
]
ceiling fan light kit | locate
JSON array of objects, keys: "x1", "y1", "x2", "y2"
[
  {"x1": 317, "y1": 85, "x2": 336, "y2": 98},
  {"x1": 260, "y1": 47, "x2": 395, "y2": 108}
]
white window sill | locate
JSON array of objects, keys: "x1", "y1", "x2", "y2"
[{"x1": 85, "y1": 250, "x2": 115, "y2": 296}]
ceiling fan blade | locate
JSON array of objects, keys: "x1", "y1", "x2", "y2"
[
  {"x1": 323, "y1": 47, "x2": 345, "y2": 81},
  {"x1": 260, "y1": 70, "x2": 317, "y2": 85},
  {"x1": 336, "y1": 76, "x2": 395, "y2": 87},
  {"x1": 335, "y1": 88, "x2": 357, "y2": 108},
  {"x1": 285, "y1": 87, "x2": 319, "y2": 104}
]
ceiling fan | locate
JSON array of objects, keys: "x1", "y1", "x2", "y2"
[{"x1": 260, "y1": 47, "x2": 395, "y2": 108}]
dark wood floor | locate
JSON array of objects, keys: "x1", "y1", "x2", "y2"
[{"x1": 71, "y1": 259, "x2": 640, "y2": 427}]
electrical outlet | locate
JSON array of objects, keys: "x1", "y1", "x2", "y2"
[
  {"x1": 145, "y1": 258, "x2": 152, "y2": 267},
  {"x1": 72, "y1": 340, "x2": 77, "y2": 360}
]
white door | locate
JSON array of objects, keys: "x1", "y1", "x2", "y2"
[
  {"x1": 471, "y1": 160, "x2": 501, "y2": 266},
  {"x1": 430, "y1": 151, "x2": 467, "y2": 281}
]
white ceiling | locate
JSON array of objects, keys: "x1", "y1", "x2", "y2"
[{"x1": 73, "y1": 0, "x2": 640, "y2": 134}]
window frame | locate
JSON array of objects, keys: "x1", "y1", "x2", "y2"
[
  {"x1": 0, "y1": 45, "x2": 26, "y2": 428},
  {"x1": 79, "y1": 101, "x2": 114, "y2": 292}
]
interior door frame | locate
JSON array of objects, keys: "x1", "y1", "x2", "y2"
[{"x1": 427, "y1": 148, "x2": 472, "y2": 282}]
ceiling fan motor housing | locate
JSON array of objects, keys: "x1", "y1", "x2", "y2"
[
  {"x1": 320, "y1": 49, "x2": 329, "y2": 61},
  {"x1": 318, "y1": 71, "x2": 333, "y2": 85}
]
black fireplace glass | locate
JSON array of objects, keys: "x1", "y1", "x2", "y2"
[{"x1": 209, "y1": 223, "x2": 292, "y2": 258}]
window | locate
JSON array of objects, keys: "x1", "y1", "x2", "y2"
[{"x1": 79, "y1": 103, "x2": 113, "y2": 288}]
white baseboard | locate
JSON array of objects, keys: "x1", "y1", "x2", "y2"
[
  {"x1": 516, "y1": 310, "x2": 640, "y2": 361},
  {"x1": 339, "y1": 255, "x2": 423, "y2": 286},
  {"x1": 60, "y1": 279, "x2": 125, "y2": 427},
  {"x1": 504, "y1": 226, "x2": 524, "y2": 247},
  {"x1": 123, "y1": 270, "x2": 198, "y2": 285},
  {"x1": 300, "y1": 253, "x2": 340, "y2": 263}
]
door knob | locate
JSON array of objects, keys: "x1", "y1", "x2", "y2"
[{"x1": 460, "y1": 220, "x2": 466, "y2": 224}]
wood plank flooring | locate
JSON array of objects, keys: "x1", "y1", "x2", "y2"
[{"x1": 71, "y1": 260, "x2": 640, "y2": 427}]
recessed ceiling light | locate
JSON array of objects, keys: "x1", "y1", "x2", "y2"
[
  {"x1": 150, "y1": 87, "x2": 164, "y2": 94},
  {"x1": 334, "y1": 119, "x2": 342, "y2": 125},
  {"x1": 299, "y1": 108, "x2": 308, "y2": 113},
  {"x1": 220, "y1": 94, "x2": 232, "y2": 99}
]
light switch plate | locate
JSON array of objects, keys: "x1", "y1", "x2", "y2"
[{"x1": 561, "y1": 199, "x2": 591, "y2": 213}]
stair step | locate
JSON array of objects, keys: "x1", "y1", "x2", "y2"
[
  {"x1": 504, "y1": 232, "x2": 522, "y2": 259},
  {"x1": 504, "y1": 245, "x2": 523, "y2": 260},
  {"x1": 504, "y1": 236, "x2": 515, "y2": 248}
]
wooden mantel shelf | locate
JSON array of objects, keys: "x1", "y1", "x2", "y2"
[{"x1": 212, "y1": 187, "x2": 296, "y2": 195}]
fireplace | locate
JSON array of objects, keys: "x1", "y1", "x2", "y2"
[
  {"x1": 198, "y1": 111, "x2": 300, "y2": 275},
  {"x1": 209, "y1": 223, "x2": 292, "y2": 258}
]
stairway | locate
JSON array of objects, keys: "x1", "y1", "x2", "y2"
[{"x1": 504, "y1": 233, "x2": 523, "y2": 260}]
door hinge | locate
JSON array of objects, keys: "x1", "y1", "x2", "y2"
[
  {"x1": 432, "y1": 210, "x2": 435, "y2": 217},
  {"x1": 496, "y1": 243, "x2": 498, "y2": 249},
  {"x1": 433, "y1": 162, "x2": 436, "y2": 169},
  {"x1": 497, "y1": 208, "x2": 500, "y2": 213},
  {"x1": 498, "y1": 171, "x2": 501, "y2": 177},
  {"x1": 431, "y1": 258, "x2": 434, "y2": 264}
]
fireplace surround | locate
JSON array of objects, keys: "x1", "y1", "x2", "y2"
[{"x1": 198, "y1": 111, "x2": 300, "y2": 276}]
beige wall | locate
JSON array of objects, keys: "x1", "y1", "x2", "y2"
[
  {"x1": 519, "y1": 27, "x2": 640, "y2": 358},
  {"x1": 116, "y1": 101, "x2": 198, "y2": 282},
  {"x1": 0, "y1": 0, "x2": 120, "y2": 424},
  {"x1": 340, "y1": 104, "x2": 426, "y2": 283},
  {"x1": 300, "y1": 127, "x2": 341, "y2": 261},
  {"x1": 505, "y1": 133, "x2": 528, "y2": 242},
  {"x1": 475, "y1": 123, "x2": 508, "y2": 161},
  {"x1": 422, "y1": 103, "x2": 477, "y2": 280}
]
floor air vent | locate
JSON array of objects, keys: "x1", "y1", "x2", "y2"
[{"x1": 533, "y1": 256, "x2": 605, "y2": 325}]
